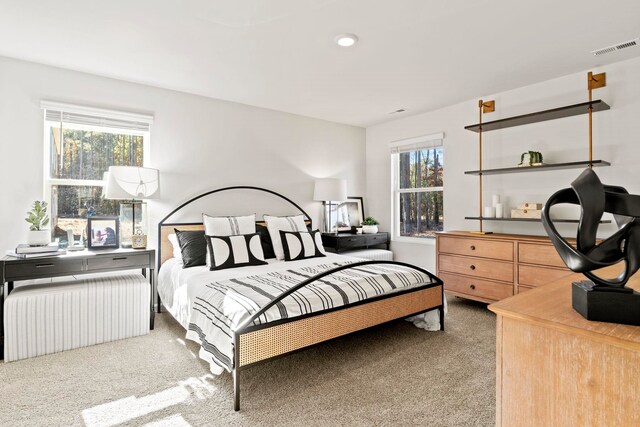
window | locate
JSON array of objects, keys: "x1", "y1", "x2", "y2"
[
  {"x1": 391, "y1": 133, "x2": 444, "y2": 240},
  {"x1": 42, "y1": 101, "x2": 152, "y2": 244}
]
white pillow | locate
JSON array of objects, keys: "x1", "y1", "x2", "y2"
[
  {"x1": 167, "y1": 234, "x2": 183, "y2": 262},
  {"x1": 202, "y1": 214, "x2": 256, "y2": 267},
  {"x1": 263, "y1": 214, "x2": 308, "y2": 261},
  {"x1": 203, "y1": 213, "x2": 256, "y2": 236}
]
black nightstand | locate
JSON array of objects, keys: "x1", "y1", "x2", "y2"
[
  {"x1": 321, "y1": 232, "x2": 390, "y2": 253},
  {"x1": 0, "y1": 248, "x2": 156, "y2": 359}
]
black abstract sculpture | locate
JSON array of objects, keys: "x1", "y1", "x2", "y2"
[{"x1": 542, "y1": 168, "x2": 640, "y2": 325}]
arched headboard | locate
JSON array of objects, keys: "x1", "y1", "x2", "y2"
[{"x1": 157, "y1": 186, "x2": 313, "y2": 269}]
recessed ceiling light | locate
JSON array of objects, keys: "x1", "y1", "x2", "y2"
[
  {"x1": 388, "y1": 109, "x2": 406, "y2": 115},
  {"x1": 334, "y1": 33, "x2": 359, "y2": 47}
]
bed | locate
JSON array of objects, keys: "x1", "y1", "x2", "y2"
[{"x1": 157, "y1": 186, "x2": 445, "y2": 410}]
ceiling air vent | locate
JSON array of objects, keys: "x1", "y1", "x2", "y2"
[
  {"x1": 388, "y1": 108, "x2": 406, "y2": 115},
  {"x1": 591, "y1": 38, "x2": 638, "y2": 56}
]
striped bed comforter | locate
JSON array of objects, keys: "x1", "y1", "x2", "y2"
[{"x1": 183, "y1": 260, "x2": 438, "y2": 374}]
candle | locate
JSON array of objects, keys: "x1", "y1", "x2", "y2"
[
  {"x1": 496, "y1": 203, "x2": 504, "y2": 218},
  {"x1": 492, "y1": 194, "x2": 500, "y2": 207},
  {"x1": 484, "y1": 206, "x2": 495, "y2": 218}
]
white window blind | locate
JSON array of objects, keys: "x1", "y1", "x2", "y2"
[
  {"x1": 389, "y1": 132, "x2": 444, "y2": 154},
  {"x1": 41, "y1": 101, "x2": 153, "y2": 132}
]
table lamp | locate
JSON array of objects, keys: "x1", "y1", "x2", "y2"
[
  {"x1": 105, "y1": 166, "x2": 160, "y2": 248},
  {"x1": 313, "y1": 178, "x2": 347, "y2": 234}
]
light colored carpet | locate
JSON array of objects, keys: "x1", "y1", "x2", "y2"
[{"x1": 0, "y1": 296, "x2": 495, "y2": 427}]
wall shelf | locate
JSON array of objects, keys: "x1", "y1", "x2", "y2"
[
  {"x1": 464, "y1": 100, "x2": 610, "y2": 133},
  {"x1": 464, "y1": 160, "x2": 611, "y2": 176},
  {"x1": 465, "y1": 216, "x2": 612, "y2": 224}
]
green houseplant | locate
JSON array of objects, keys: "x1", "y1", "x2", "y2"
[
  {"x1": 25, "y1": 200, "x2": 51, "y2": 245},
  {"x1": 361, "y1": 216, "x2": 379, "y2": 234}
]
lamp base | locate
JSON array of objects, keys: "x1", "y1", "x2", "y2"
[{"x1": 572, "y1": 280, "x2": 640, "y2": 326}]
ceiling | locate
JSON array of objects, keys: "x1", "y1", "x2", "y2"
[{"x1": 1, "y1": 0, "x2": 639, "y2": 127}]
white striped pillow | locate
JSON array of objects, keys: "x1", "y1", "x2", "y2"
[
  {"x1": 202, "y1": 213, "x2": 256, "y2": 236},
  {"x1": 264, "y1": 214, "x2": 308, "y2": 261},
  {"x1": 202, "y1": 214, "x2": 256, "y2": 267}
]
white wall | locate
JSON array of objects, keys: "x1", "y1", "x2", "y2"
[
  {"x1": 0, "y1": 56, "x2": 365, "y2": 252},
  {"x1": 366, "y1": 56, "x2": 640, "y2": 272}
]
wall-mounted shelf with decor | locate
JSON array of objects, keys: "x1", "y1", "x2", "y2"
[
  {"x1": 465, "y1": 71, "x2": 610, "y2": 234},
  {"x1": 464, "y1": 216, "x2": 612, "y2": 224},
  {"x1": 464, "y1": 100, "x2": 610, "y2": 133},
  {"x1": 464, "y1": 160, "x2": 611, "y2": 176}
]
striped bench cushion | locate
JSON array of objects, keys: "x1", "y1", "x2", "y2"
[{"x1": 4, "y1": 272, "x2": 150, "y2": 362}]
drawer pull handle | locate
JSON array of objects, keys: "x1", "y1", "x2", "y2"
[
  {"x1": 36, "y1": 263, "x2": 55, "y2": 268},
  {"x1": 113, "y1": 257, "x2": 128, "y2": 261},
  {"x1": 470, "y1": 284, "x2": 476, "y2": 290},
  {"x1": 470, "y1": 265, "x2": 476, "y2": 270},
  {"x1": 470, "y1": 245, "x2": 476, "y2": 250}
]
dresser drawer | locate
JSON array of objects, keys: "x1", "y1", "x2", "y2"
[
  {"x1": 518, "y1": 264, "x2": 572, "y2": 288},
  {"x1": 87, "y1": 253, "x2": 150, "y2": 271},
  {"x1": 518, "y1": 243, "x2": 566, "y2": 268},
  {"x1": 438, "y1": 236, "x2": 513, "y2": 261},
  {"x1": 440, "y1": 272, "x2": 513, "y2": 301},
  {"x1": 517, "y1": 284, "x2": 535, "y2": 294},
  {"x1": 439, "y1": 254, "x2": 513, "y2": 282},
  {"x1": 363, "y1": 233, "x2": 387, "y2": 247},
  {"x1": 5, "y1": 258, "x2": 84, "y2": 279}
]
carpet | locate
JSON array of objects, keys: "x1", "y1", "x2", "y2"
[{"x1": 0, "y1": 296, "x2": 495, "y2": 427}]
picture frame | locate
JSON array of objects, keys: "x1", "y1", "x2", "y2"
[
  {"x1": 87, "y1": 216, "x2": 120, "y2": 250},
  {"x1": 323, "y1": 196, "x2": 365, "y2": 232}
]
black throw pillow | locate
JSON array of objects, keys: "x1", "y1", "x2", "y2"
[
  {"x1": 174, "y1": 229, "x2": 207, "y2": 268},
  {"x1": 256, "y1": 223, "x2": 276, "y2": 259}
]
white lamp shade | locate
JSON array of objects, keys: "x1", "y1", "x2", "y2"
[
  {"x1": 313, "y1": 178, "x2": 348, "y2": 202},
  {"x1": 105, "y1": 166, "x2": 160, "y2": 200}
]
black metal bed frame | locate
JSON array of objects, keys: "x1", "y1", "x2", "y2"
[{"x1": 156, "y1": 186, "x2": 445, "y2": 411}]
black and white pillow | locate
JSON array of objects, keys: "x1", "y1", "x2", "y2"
[
  {"x1": 205, "y1": 233, "x2": 268, "y2": 271},
  {"x1": 264, "y1": 214, "x2": 308, "y2": 260},
  {"x1": 279, "y1": 230, "x2": 326, "y2": 261}
]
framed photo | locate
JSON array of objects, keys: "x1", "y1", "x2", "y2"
[
  {"x1": 87, "y1": 217, "x2": 120, "y2": 249},
  {"x1": 324, "y1": 196, "x2": 365, "y2": 232}
]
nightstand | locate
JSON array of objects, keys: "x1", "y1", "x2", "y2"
[
  {"x1": 321, "y1": 232, "x2": 390, "y2": 253},
  {"x1": 0, "y1": 248, "x2": 156, "y2": 359}
]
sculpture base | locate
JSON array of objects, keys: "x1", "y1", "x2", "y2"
[{"x1": 572, "y1": 281, "x2": 640, "y2": 326}]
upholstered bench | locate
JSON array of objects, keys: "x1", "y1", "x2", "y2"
[
  {"x1": 4, "y1": 271, "x2": 150, "y2": 362},
  {"x1": 341, "y1": 248, "x2": 393, "y2": 261}
]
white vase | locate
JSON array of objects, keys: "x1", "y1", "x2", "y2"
[
  {"x1": 26, "y1": 230, "x2": 51, "y2": 246},
  {"x1": 362, "y1": 225, "x2": 379, "y2": 234}
]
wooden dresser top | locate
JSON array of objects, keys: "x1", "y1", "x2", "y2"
[
  {"x1": 489, "y1": 265, "x2": 640, "y2": 350},
  {"x1": 436, "y1": 230, "x2": 576, "y2": 244}
]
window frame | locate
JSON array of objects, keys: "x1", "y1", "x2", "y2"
[
  {"x1": 41, "y1": 101, "x2": 152, "y2": 236},
  {"x1": 390, "y1": 132, "x2": 444, "y2": 244}
]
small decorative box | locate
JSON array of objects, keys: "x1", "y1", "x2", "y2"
[
  {"x1": 511, "y1": 209, "x2": 542, "y2": 219},
  {"x1": 516, "y1": 203, "x2": 543, "y2": 210}
]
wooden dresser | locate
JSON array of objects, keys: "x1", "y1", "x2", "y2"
[
  {"x1": 435, "y1": 231, "x2": 573, "y2": 303},
  {"x1": 489, "y1": 267, "x2": 640, "y2": 426}
]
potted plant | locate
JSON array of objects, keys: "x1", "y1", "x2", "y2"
[
  {"x1": 361, "y1": 216, "x2": 379, "y2": 234},
  {"x1": 25, "y1": 201, "x2": 51, "y2": 246}
]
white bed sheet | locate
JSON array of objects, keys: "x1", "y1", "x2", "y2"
[{"x1": 158, "y1": 253, "x2": 446, "y2": 340}]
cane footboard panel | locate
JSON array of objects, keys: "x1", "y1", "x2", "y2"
[{"x1": 239, "y1": 285, "x2": 442, "y2": 367}]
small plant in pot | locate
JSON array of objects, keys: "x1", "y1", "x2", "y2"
[
  {"x1": 361, "y1": 216, "x2": 379, "y2": 234},
  {"x1": 25, "y1": 201, "x2": 51, "y2": 246}
]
